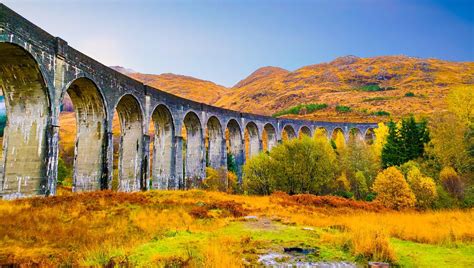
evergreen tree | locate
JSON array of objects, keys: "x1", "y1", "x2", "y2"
[{"x1": 382, "y1": 116, "x2": 430, "y2": 167}]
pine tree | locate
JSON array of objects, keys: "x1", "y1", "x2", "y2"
[{"x1": 382, "y1": 116, "x2": 430, "y2": 167}]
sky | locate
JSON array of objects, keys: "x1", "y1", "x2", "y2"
[{"x1": 2, "y1": 0, "x2": 473, "y2": 87}]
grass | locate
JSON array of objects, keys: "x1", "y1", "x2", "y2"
[
  {"x1": 362, "y1": 96, "x2": 392, "y2": 102},
  {"x1": 355, "y1": 84, "x2": 396, "y2": 92},
  {"x1": 371, "y1": 110, "x2": 391, "y2": 116},
  {"x1": 272, "y1": 103, "x2": 328, "y2": 117},
  {"x1": 336, "y1": 105, "x2": 351, "y2": 113},
  {"x1": 0, "y1": 190, "x2": 473, "y2": 267}
]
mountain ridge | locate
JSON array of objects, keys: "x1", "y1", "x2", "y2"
[{"x1": 111, "y1": 55, "x2": 474, "y2": 122}]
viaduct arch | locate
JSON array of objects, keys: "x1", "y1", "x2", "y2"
[{"x1": 0, "y1": 4, "x2": 377, "y2": 198}]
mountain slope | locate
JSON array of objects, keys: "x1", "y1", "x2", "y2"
[
  {"x1": 111, "y1": 67, "x2": 228, "y2": 105},
  {"x1": 112, "y1": 56, "x2": 474, "y2": 122},
  {"x1": 218, "y1": 55, "x2": 474, "y2": 122}
]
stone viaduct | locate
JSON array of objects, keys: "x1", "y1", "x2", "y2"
[{"x1": 0, "y1": 4, "x2": 377, "y2": 199}]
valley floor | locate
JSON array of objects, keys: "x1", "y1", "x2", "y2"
[{"x1": 0, "y1": 190, "x2": 473, "y2": 267}]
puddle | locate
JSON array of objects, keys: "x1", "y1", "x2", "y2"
[{"x1": 258, "y1": 249, "x2": 357, "y2": 268}]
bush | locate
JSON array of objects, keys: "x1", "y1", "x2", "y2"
[
  {"x1": 272, "y1": 103, "x2": 328, "y2": 117},
  {"x1": 334, "y1": 172, "x2": 351, "y2": 192},
  {"x1": 405, "y1": 92, "x2": 415, "y2": 97},
  {"x1": 357, "y1": 84, "x2": 383, "y2": 92},
  {"x1": 372, "y1": 167, "x2": 416, "y2": 210},
  {"x1": 353, "y1": 171, "x2": 369, "y2": 199},
  {"x1": 407, "y1": 167, "x2": 437, "y2": 209},
  {"x1": 399, "y1": 160, "x2": 420, "y2": 177},
  {"x1": 243, "y1": 153, "x2": 274, "y2": 195},
  {"x1": 336, "y1": 105, "x2": 351, "y2": 113},
  {"x1": 203, "y1": 167, "x2": 238, "y2": 193},
  {"x1": 371, "y1": 110, "x2": 390, "y2": 116},
  {"x1": 433, "y1": 186, "x2": 457, "y2": 209},
  {"x1": 57, "y1": 157, "x2": 72, "y2": 186},
  {"x1": 461, "y1": 185, "x2": 474, "y2": 208},
  {"x1": 243, "y1": 136, "x2": 338, "y2": 195},
  {"x1": 440, "y1": 167, "x2": 464, "y2": 199}
]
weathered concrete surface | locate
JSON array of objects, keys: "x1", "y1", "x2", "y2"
[
  {"x1": 115, "y1": 95, "x2": 143, "y2": 192},
  {"x1": 0, "y1": 43, "x2": 50, "y2": 199},
  {"x1": 66, "y1": 78, "x2": 106, "y2": 192},
  {"x1": 0, "y1": 4, "x2": 379, "y2": 198},
  {"x1": 150, "y1": 104, "x2": 175, "y2": 189}
]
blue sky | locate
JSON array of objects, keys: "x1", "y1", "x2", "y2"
[{"x1": 3, "y1": 0, "x2": 473, "y2": 86}]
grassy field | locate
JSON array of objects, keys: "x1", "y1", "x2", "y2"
[{"x1": 0, "y1": 190, "x2": 473, "y2": 267}]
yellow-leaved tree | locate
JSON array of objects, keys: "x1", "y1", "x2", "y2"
[
  {"x1": 372, "y1": 122, "x2": 389, "y2": 160},
  {"x1": 446, "y1": 86, "x2": 473, "y2": 126},
  {"x1": 407, "y1": 167, "x2": 437, "y2": 209},
  {"x1": 372, "y1": 167, "x2": 416, "y2": 210}
]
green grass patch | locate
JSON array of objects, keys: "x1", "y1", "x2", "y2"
[
  {"x1": 362, "y1": 97, "x2": 391, "y2": 102},
  {"x1": 371, "y1": 110, "x2": 390, "y2": 116},
  {"x1": 404, "y1": 92, "x2": 415, "y2": 97},
  {"x1": 391, "y1": 239, "x2": 474, "y2": 267},
  {"x1": 336, "y1": 105, "x2": 351, "y2": 113},
  {"x1": 272, "y1": 103, "x2": 328, "y2": 117},
  {"x1": 355, "y1": 84, "x2": 396, "y2": 92}
]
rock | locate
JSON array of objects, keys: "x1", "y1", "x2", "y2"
[
  {"x1": 243, "y1": 215, "x2": 258, "y2": 221},
  {"x1": 302, "y1": 227, "x2": 315, "y2": 231}
]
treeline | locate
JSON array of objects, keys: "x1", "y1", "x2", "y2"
[{"x1": 234, "y1": 86, "x2": 473, "y2": 210}]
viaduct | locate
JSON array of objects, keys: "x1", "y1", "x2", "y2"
[{"x1": 0, "y1": 4, "x2": 377, "y2": 199}]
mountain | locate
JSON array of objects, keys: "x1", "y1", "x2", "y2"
[
  {"x1": 111, "y1": 56, "x2": 474, "y2": 122},
  {"x1": 111, "y1": 67, "x2": 228, "y2": 105},
  {"x1": 217, "y1": 55, "x2": 474, "y2": 122}
]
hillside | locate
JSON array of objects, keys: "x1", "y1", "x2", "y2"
[
  {"x1": 111, "y1": 67, "x2": 228, "y2": 105},
  {"x1": 217, "y1": 55, "x2": 474, "y2": 122},
  {"x1": 112, "y1": 56, "x2": 473, "y2": 123}
]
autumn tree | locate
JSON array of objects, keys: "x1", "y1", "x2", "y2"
[
  {"x1": 243, "y1": 153, "x2": 275, "y2": 195},
  {"x1": 372, "y1": 167, "x2": 416, "y2": 210},
  {"x1": 439, "y1": 167, "x2": 464, "y2": 199},
  {"x1": 243, "y1": 136, "x2": 337, "y2": 195},
  {"x1": 407, "y1": 167, "x2": 437, "y2": 209}
]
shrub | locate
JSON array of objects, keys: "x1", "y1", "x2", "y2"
[
  {"x1": 433, "y1": 186, "x2": 457, "y2": 209},
  {"x1": 336, "y1": 105, "x2": 351, "y2": 113},
  {"x1": 203, "y1": 167, "x2": 238, "y2": 193},
  {"x1": 57, "y1": 157, "x2": 72, "y2": 186},
  {"x1": 407, "y1": 167, "x2": 438, "y2": 209},
  {"x1": 405, "y1": 92, "x2": 415, "y2": 97},
  {"x1": 371, "y1": 110, "x2": 390, "y2": 116},
  {"x1": 243, "y1": 153, "x2": 274, "y2": 195},
  {"x1": 461, "y1": 185, "x2": 474, "y2": 208},
  {"x1": 372, "y1": 167, "x2": 416, "y2": 210},
  {"x1": 334, "y1": 172, "x2": 351, "y2": 192},
  {"x1": 243, "y1": 137, "x2": 338, "y2": 195},
  {"x1": 440, "y1": 167, "x2": 464, "y2": 199},
  {"x1": 272, "y1": 103, "x2": 328, "y2": 117},
  {"x1": 357, "y1": 84, "x2": 383, "y2": 92},
  {"x1": 353, "y1": 171, "x2": 369, "y2": 199},
  {"x1": 399, "y1": 160, "x2": 420, "y2": 177}
]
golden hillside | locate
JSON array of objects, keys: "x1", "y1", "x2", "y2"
[
  {"x1": 113, "y1": 56, "x2": 473, "y2": 123},
  {"x1": 217, "y1": 55, "x2": 474, "y2": 122},
  {"x1": 111, "y1": 67, "x2": 228, "y2": 105}
]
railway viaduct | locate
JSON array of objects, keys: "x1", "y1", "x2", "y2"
[{"x1": 0, "y1": 4, "x2": 377, "y2": 199}]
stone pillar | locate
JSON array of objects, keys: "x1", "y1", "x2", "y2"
[
  {"x1": 141, "y1": 134, "x2": 150, "y2": 190},
  {"x1": 175, "y1": 136, "x2": 184, "y2": 189},
  {"x1": 105, "y1": 131, "x2": 114, "y2": 190},
  {"x1": 46, "y1": 123, "x2": 60, "y2": 196},
  {"x1": 220, "y1": 137, "x2": 227, "y2": 169}
]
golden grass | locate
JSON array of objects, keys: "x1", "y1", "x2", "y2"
[{"x1": 0, "y1": 190, "x2": 472, "y2": 266}]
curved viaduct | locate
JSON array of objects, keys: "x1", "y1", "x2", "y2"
[{"x1": 0, "y1": 5, "x2": 377, "y2": 199}]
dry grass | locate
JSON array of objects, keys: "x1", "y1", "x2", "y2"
[{"x1": 0, "y1": 190, "x2": 472, "y2": 266}]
